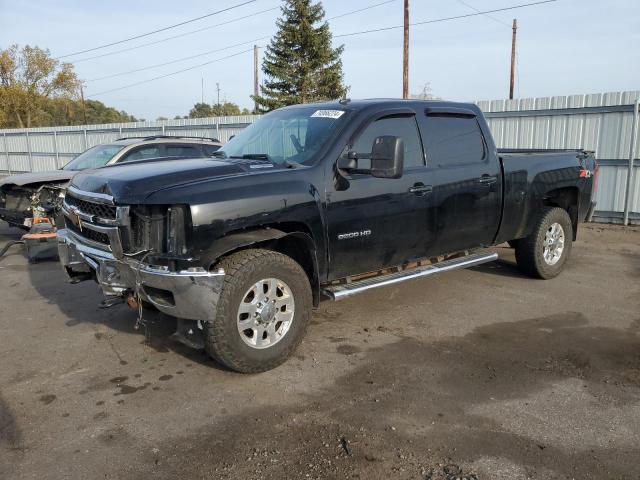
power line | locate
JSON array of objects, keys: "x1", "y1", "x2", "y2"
[
  {"x1": 86, "y1": 48, "x2": 255, "y2": 98},
  {"x1": 86, "y1": 37, "x2": 271, "y2": 82},
  {"x1": 455, "y1": 0, "x2": 512, "y2": 27},
  {"x1": 56, "y1": 0, "x2": 260, "y2": 59},
  {"x1": 72, "y1": 1, "x2": 395, "y2": 64},
  {"x1": 326, "y1": 0, "x2": 397, "y2": 21},
  {"x1": 86, "y1": 0, "x2": 556, "y2": 99},
  {"x1": 71, "y1": 6, "x2": 279, "y2": 63},
  {"x1": 83, "y1": 2, "x2": 399, "y2": 82},
  {"x1": 334, "y1": 0, "x2": 557, "y2": 38}
]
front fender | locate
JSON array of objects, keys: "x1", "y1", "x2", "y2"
[{"x1": 200, "y1": 228, "x2": 321, "y2": 307}]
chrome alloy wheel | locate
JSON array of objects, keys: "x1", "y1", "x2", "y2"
[
  {"x1": 543, "y1": 222, "x2": 565, "y2": 266},
  {"x1": 237, "y1": 278, "x2": 295, "y2": 349}
]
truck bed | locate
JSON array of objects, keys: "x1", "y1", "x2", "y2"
[{"x1": 496, "y1": 148, "x2": 597, "y2": 244}]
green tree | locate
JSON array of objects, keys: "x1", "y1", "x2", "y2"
[
  {"x1": 188, "y1": 102, "x2": 214, "y2": 118},
  {"x1": 0, "y1": 44, "x2": 81, "y2": 127},
  {"x1": 37, "y1": 98, "x2": 136, "y2": 126},
  {"x1": 211, "y1": 101, "x2": 242, "y2": 116},
  {"x1": 253, "y1": 0, "x2": 346, "y2": 112},
  {"x1": 188, "y1": 101, "x2": 248, "y2": 118}
]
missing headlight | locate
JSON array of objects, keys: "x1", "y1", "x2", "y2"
[{"x1": 167, "y1": 205, "x2": 187, "y2": 255}]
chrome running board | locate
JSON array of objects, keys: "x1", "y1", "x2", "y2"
[{"x1": 323, "y1": 252, "x2": 498, "y2": 301}]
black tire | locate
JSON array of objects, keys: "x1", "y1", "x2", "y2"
[
  {"x1": 514, "y1": 207, "x2": 573, "y2": 279},
  {"x1": 507, "y1": 240, "x2": 519, "y2": 249},
  {"x1": 204, "y1": 249, "x2": 312, "y2": 373}
]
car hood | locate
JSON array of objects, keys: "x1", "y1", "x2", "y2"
[
  {"x1": 0, "y1": 170, "x2": 75, "y2": 188},
  {"x1": 69, "y1": 157, "x2": 281, "y2": 204}
]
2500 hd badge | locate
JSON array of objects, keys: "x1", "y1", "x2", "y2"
[{"x1": 337, "y1": 230, "x2": 372, "y2": 240}]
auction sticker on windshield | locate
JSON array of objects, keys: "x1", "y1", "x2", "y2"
[{"x1": 311, "y1": 110, "x2": 345, "y2": 119}]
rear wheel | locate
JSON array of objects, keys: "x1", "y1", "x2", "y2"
[
  {"x1": 514, "y1": 207, "x2": 573, "y2": 279},
  {"x1": 204, "y1": 249, "x2": 312, "y2": 373}
]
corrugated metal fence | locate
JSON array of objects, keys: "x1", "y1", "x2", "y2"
[
  {"x1": 477, "y1": 90, "x2": 640, "y2": 225},
  {"x1": 1, "y1": 90, "x2": 638, "y2": 224},
  {"x1": 0, "y1": 115, "x2": 259, "y2": 173}
]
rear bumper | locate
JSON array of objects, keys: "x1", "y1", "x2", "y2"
[{"x1": 57, "y1": 228, "x2": 224, "y2": 321}]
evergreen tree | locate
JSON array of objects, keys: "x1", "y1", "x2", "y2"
[{"x1": 253, "y1": 0, "x2": 346, "y2": 112}]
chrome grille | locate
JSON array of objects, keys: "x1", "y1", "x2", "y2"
[
  {"x1": 65, "y1": 218, "x2": 110, "y2": 245},
  {"x1": 62, "y1": 187, "x2": 130, "y2": 257},
  {"x1": 64, "y1": 194, "x2": 117, "y2": 220}
]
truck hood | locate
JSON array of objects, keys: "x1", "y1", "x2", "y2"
[
  {"x1": 69, "y1": 157, "x2": 280, "y2": 203},
  {"x1": 0, "y1": 170, "x2": 75, "y2": 188}
]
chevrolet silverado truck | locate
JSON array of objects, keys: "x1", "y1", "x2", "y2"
[
  {"x1": 0, "y1": 136, "x2": 221, "y2": 229},
  {"x1": 57, "y1": 99, "x2": 597, "y2": 372}
]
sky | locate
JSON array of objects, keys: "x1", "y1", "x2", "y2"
[{"x1": 1, "y1": 0, "x2": 639, "y2": 120}]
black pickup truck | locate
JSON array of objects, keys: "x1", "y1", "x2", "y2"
[{"x1": 57, "y1": 99, "x2": 597, "y2": 372}]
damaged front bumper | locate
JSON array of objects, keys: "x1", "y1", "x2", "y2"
[{"x1": 57, "y1": 228, "x2": 224, "y2": 321}]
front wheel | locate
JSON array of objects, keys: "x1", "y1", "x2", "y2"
[
  {"x1": 514, "y1": 207, "x2": 573, "y2": 279},
  {"x1": 204, "y1": 249, "x2": 312, "y2": 373}
]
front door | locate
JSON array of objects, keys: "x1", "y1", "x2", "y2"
[{"x1": 326, "y1": 114, "x2": 438, "y2": 280}]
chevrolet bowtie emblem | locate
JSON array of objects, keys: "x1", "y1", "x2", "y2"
[{"x1": 69, "y1": 207, "x2": 83, "y2": 232}]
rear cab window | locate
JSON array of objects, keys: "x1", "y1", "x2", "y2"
[{"x1": 419, "y1": 114, "x2": 486, "y2": 167}]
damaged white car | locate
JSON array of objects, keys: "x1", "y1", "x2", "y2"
[{"x1": 0, "y1": 136, "x2": 221, "y2": 229}]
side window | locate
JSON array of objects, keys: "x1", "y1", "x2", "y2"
[
  {"x1": 165, "y1": 145, "x2": 202, "y2": 157},
  {"x1": 421, "y1": 115, "x2": 486, "y2": 167},
  {"x1": 203, "y1": 144, "x2": 221, "y2": 156},
  {"x1": 120, "y1": 145, "x2": 162, "y2": 162},
  {"x1": 350, "y1": 115, "x2": 424, "y2": 169}
]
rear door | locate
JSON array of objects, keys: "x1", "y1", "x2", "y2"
[
  {"x1": 417, "y1": 111, "x2": 502, "y2": 254},
  {"x1": 326, "y1": 112, "x2": 438, "y2": 279}
]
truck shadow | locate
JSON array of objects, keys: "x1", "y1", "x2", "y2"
[
  {"x1": 468, "y1": 257, "x2": 525, "y2": 279},
  {"x1": 468, "y1": 246, "x2": 525, "y2": 279},
  {"x1": 22, "y1": 258, "x2": 229, "y2": 371}
]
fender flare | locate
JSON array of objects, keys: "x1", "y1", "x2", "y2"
[{"x1": 202, "y1": 228, "x2": 321, "y2": 306}]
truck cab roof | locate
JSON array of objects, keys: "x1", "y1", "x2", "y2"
[{"x1": 280, "y1": 98, "x2": 482, "y2": 116}]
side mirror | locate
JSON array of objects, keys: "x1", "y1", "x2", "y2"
[{"x1": 370, "y1": 136, "x2": 404, "y2": 179}]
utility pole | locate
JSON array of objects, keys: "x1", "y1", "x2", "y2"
[
  {"x1": 402, "y1": 0, "x2": 409, "y2": 99},
  {"x1": 201, "y1": 77, "x2": 204, "y2": 104},
  {"x1": 80, "y1": 85, "x2": 88, "y2": 125},
  {"x1": 509, "y1": 18, "x2": 517, "y2": 100},
  {"x1": 216, "y1": 82, "x2": 221, "y2": 107},
  {"x1": 253, "y1": 45, "x2": 259, "y2": 113}
]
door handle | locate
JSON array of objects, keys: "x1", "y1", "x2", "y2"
[
  {"x1": 408, "y1": 183, "x2": 433, "y2": 195},
  {"x1": 477, "y1": 175, "x2": 497, "y2": 186}
]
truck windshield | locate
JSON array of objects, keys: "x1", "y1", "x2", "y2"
[
  {"x1": 218, "y1": 106, "x2": 349, "y2": 166},
  {"x1": 63, "y1": 144, "x2": 125, "y2": 171}
]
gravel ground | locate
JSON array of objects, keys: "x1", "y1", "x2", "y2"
[{"x1": 0, "y1": 221, "x2": 639, "y2": 480}]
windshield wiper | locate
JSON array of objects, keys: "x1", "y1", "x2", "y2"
[
  {"x1": 211, "y1": 150, "x2": 227, "y2": 158},
  {"x1": 227, "y1": 153, "x2": 304, "y2": 169},
  {"x1": 232, "y1": 153, "x2": 271, "y2": 161}
]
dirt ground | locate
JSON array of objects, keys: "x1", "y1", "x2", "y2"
[{"x1": 0, "y1": 221, "x2": 639, "y2": 480}]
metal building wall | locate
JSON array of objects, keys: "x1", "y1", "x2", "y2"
[{"x1": 1, "y1": 91, "x2": 639, "y2": 224}]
